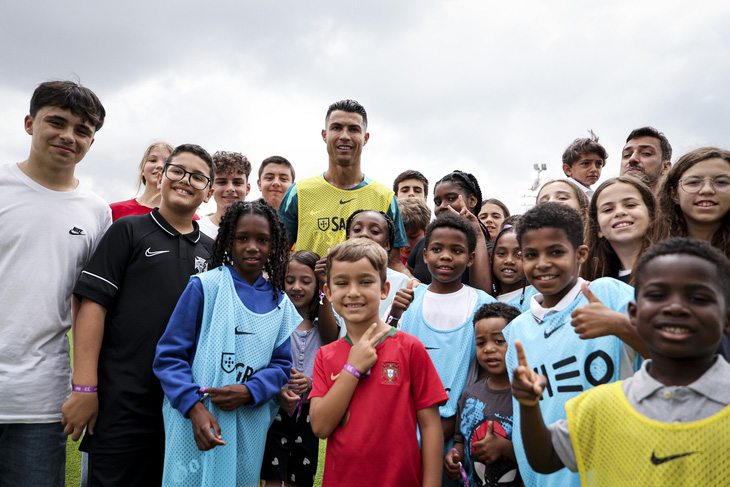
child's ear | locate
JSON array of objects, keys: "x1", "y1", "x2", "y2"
[
  {"x1": 380, "y1": 280, "x2": 390, "y2": 301},
  {"x1": 576, "y1": 244, "x2": 589, "y2": 265},
  {"x1": 466, "y1": 250, "x2": 476, "y2": 268},
  {"x1": 628, "y1": 301, "x2": 638, "y2": 328},
  {"x1": 670, "y1": 186, "x2": 679, "y2": 204},
  {"x1": 323, "y1": 282, "x2": 332, "y2": 302},
  {"x1": 562, "y1": 163, "x2": 572, "y2": 177},
  {"x1": 156, "y1": 172, "x2": 163, "y2": 190},
  {"x1": 203, "y1": 186, "x2": 214, "y2": 204}
]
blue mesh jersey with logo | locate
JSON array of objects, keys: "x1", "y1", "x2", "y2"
[
  {"x1": 503, "y1": 277, "x2": 634, "y2": 487},
  {"x1": 161, "y1": 267, "x2": 300, "y2": 487},
  {"x1": 399, "y1": 284, "x2": 496, "y2": 418}
]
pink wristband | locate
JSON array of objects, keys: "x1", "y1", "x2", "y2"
[
  {"x1": 343, "y1": 363, "x2": 363, "y2": 379},
  {"x1": 73, "y1": 385, "x2": 98, "y2": 393}
]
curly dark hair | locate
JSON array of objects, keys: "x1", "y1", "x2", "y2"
[
  {"x1": 473, "y1": 302, "x2": 521, "y2": 325},
  {"x1": 634, "y1": 237, "x2": 730, "y2": 301},
  {"x1": 516, "y1": 202, "x2": 583, "y2": 250},
  {"x1": 209, "y1": 200, "x2": 288, "y2": 303},
  {"x1": 287, "y1": 250, "x2": 321, "y2": 322},
  {"x1": 345, "y1": 209, "x2": 395, "y2": 253},
  {"x1": 212, "y1": 151, "x2": 251, "y2": 179},
  {"x1": 425, "y1": 212, "x2": 477, "y2": 254}
]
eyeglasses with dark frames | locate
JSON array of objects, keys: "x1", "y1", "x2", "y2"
[{"x1": 163, "y1": 163, "x2": 211, "y2": 190}]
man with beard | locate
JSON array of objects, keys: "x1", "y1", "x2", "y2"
[{"x1": 620, "y1": 127, "x2": 672, "y2": 190}]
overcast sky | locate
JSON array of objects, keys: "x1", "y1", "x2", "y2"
[{"x1": 2, "y1": 0, "x2": 728, "y2": 215}]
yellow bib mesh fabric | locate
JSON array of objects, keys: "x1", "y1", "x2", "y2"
[
  {"x1": 295, "y1": 175, "x2": 393, "y2": 257},
  {"x1": 566, "y1": 381, "x2": 730, "y2": 486}
]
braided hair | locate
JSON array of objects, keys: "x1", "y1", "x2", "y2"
[
  {"x1": 345, "y1": 209, "x2": 396, "y2": 253},
  {"x1": 209, "y1": 199, "x2": 288, "y2": 303},
  {"x1": 434, "y1": 170, "x2": 490, "y2": 241},
  {"x1": 434, "y1": 170, "x2": 483, "y2": 216}
]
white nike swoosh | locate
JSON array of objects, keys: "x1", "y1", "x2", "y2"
[
  {"x1": 330, "y1": 372, "x2": 340, "y2": 381},
  {"x1": 145, "y1": 248, "x2": 170, "y2": 257}
]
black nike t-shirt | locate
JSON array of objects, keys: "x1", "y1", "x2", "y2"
[{"x1": 73, "y1": 209, "x2": 213, "y2": 454}]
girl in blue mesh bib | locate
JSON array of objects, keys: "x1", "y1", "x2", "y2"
[{"x1": 154, "y1": 200, "x2": 301, "y2": 487}]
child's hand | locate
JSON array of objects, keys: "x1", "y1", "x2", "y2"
[
  {"x1": 61, "y1": 391, "x2": 99, "y2": 441},
  {"x1": 288, "y1": 368, "x2": 310, "y2": 396},
  {"x1": 346, "y1": 323, "x2": 390, "y2": 374},
  {"x1": 571, "y1": 282, "x2": 627, "y2": 339},
  {"x1": 390, "y1": 279, "x2": 417, "y2": 319},
  {"x1": 472, "y1": 420, "x2": 510, "y2": 464},
  {"x1": 446, "y1": 196, "x2": 483, "y2": 235},
  {"x1": 314, "y1": 255, "x2": 328, "y2": 285},
  {"x1": 444, "y1": 449, "x2": 462, "y2": 480},
  {"x1": 511, "y1": 340, "x2": 547, "y2": 407},
  {"x1": 207, "y1": 384, "x2": 252, "y2": 410},
  {"x1": 188, "y1": 402, "x2": 226, "y2": 451},
  {"x1": 279, "y1": 387, "x2": 301, "y2": 414}
]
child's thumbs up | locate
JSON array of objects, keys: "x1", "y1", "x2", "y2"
[
  {"x1": 581, "y1": 282, "x2": 600, "y2": 303},
  {"x1": 390, "y1": 279, "x2": 417, "y2": 321}
]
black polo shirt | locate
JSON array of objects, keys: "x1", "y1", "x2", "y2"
[{"x1": 74, "y1": 209, "x2": 213, "y2": 454}]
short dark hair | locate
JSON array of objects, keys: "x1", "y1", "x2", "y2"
[
  {"x1": 562, "y1": 130, "x2": 608, "y2": 167},
  {"x1": 168, "y1": 144, "x2": 215, "y2": 182},
  {"x1": 516, "y1": 202, "x2": 583, "y2": 250},
  {"x1": 634, "y1": 237, "x2": 730, "y2": 302},
  {"x1": 258, "y1": 155, "x2": 295, "y2": 181},
  {"x1": 393, "y1": 170, "x2": 430, "y2": 198},
  {"x1": 424, "y1": 213, "x2": 477, "y2": 254},
  {"x1": 345, "y1": 209, "x2": 395, "y2": 253},
  {"x1": 473, "y1": 302, "x2": 521, "y2": 325},
  {"x1": 212, "y1": 151, "x2": 251, "y2": 178},
  {"x1": 30, "y1": 80, "x2": 106, "y2": 131},
  {"x1": 626, "y1": 126, "x2": 672, "y2": 162},
  {"x1": 325, "y1": 99, "x2": 367, "y2": 127},
  {"x1": 397, "y1": 197, "x2": 431, "y2": 232}
]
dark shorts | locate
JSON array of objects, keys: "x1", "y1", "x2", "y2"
[
  {"x1": 261, "y1": 403, "x2": 318, "y2": 487},
  {"x1": 85, "y1": 443, "x2": 164, "y2": 487}
]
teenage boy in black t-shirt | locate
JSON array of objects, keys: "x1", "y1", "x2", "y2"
[{"x1": 62, "y1": 144, "x2": 215, "y2": 486}]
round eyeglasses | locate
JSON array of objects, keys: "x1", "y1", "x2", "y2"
[
  {"x1": 679, "y1": 174, "x2": 730, "y2": 194},
  {"x1": 163, "y1": 163, "x2": 211, "y2": 190}
]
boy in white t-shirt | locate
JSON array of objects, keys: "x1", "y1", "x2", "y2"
[
  {"x1": 0, "y1": 80, "x2": 110, "y2": 487},
  {"x1": 198, "y1": 151, "x2": 250, "y2": 239},
  {"x1": 391, "y1": 213, "x2": 496, "y2": 462}
]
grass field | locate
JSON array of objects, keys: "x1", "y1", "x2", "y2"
[{"x1": 65, "y1": 333, "x2": 326, "y2": 486}]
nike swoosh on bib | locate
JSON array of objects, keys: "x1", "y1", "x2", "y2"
[{"x1": 651, "y1": 451, "x2": 698, "y2": 465}]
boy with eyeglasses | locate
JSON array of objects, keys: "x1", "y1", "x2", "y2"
[{"x1": 62, "y1": 144, "x2": 215, "y2": 486}]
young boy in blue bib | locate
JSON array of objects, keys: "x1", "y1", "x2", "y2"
[
  {"x1": 309, "y1": 238, "x2": 448, "y2": 487},
  {"x1": 503, "y1": 202, "x2": 642, "y2": 487},
  {"x1": 512, "y1": 237, "x2": 730, "y2": 486},
  {"x1": 390, "y1": 213, "x2": 497, "y2": 459}
]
